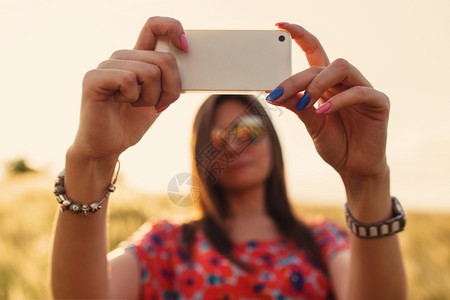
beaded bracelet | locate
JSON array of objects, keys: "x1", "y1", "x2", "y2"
[{"x1": 53, "y1": 161, "x2": 120, "y2": 216}]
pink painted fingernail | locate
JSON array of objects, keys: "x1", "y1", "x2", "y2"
[
  {"x1": 275, "y1": 22, "x2": 290, "y2": 27},
  {"x1": 180, "y1": 34, "x2": 189, "y2": 53},
  {"x1": 156, "y1": 104, "x2": 170, "y2": 113},
  {"x1": 316, "y1": 102, "x2": 331, "y2": 114}
]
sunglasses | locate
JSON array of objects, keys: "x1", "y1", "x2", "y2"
[{"x1": 210, "y1": 115, "x2": 266, "y2": 151}]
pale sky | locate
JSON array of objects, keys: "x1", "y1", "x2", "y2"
[{"x1": 1, "y1": 0, "x2": 449, "y2": 211}]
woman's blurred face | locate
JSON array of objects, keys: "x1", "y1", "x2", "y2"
[{"x1": 210, "y1": 99, "x2": 272, "y2": 191}]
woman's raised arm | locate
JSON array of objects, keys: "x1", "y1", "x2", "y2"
[
  {"x1": 51, "y1": 16, "x2": 187, "y2": 299},
  {"x1": 266, "y1": 23, "x2": 407, "y2": 300}
]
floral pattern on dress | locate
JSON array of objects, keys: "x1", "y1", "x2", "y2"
[{"x1": 127, "y1": 218, "x2": 349, "y2": 300}]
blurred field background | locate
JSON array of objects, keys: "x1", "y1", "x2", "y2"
[{"x1": 0, "y1": 169, "x2": 449, "y2": 299}]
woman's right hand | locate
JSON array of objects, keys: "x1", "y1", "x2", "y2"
[{"x1": 72, "y1": 17, "x2": 187, "y2": 161}]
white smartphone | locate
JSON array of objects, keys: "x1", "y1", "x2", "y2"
[{"x1": 155, "y1": 30, "x2": 292, "y2": 92}]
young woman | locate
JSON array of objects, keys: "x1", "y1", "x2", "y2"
[{"x1": 51, "y1": 17, "x2": 407, "y2": 299}]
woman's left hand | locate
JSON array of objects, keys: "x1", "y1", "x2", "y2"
[
  {"x1": 266, "y1": 23, "x2": 390, "y2": 181},
  {"x1": 268, "y1": 26, "x2": 407, "y2": 300}
]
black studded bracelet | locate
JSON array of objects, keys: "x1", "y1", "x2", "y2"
[{"x1": 345, "y1": 196, "x2": 406, "y2": 239}]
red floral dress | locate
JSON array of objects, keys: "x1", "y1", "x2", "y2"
[{"x1": 126, "y1": 219, "x2": 349, "y2": 299}]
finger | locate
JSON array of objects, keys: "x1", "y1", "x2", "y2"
[
  {"x1": 277, "y1": 22, "x2": 330, "y2": 67},
  {"x1": 313, "y1": 85, "x2": 349, "y2": 108},
  {"x1": 134, "y1": 16, "x2": 187, "y2": 52},
  {"x1": 320, "y1": 86, "x2": 348, "y2": 102},
  {"x1": 316, "y1": 86, "x2": 390, "y2": 115},
  {"x1": 108, "y1": 50, "x2": 182, "y2": 108},
  {"x1": 98, "y1": 59, "x2": 162, "y2": 107},
  {"x1": 82, "y1": 69, "x2": 140, "y2": 104},
  {"x1": 305, "y1": 58, "x2": 373, "y2": 108},
  {"x1": 265, "y1": 66, "x2": 323, "y2": 105}
]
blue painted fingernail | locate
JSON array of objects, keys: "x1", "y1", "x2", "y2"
[
  {"x1": 295, "y1": 92, "x2": 311, "y2": 111},
  {"x1": 266, "y1": 87, "x2": 284, "y2": 101}
]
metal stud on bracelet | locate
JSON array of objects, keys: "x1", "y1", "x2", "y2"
[
  {"x1": 53, "y1": 161, "x2": 120, "y2": 216},
  {"x1": 345, "y1": 197, "x2": 406, "y2": 239}
]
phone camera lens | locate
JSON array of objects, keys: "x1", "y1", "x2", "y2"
[{"x1": 278, "y1": 35, "x2": 286, "y2": 42}]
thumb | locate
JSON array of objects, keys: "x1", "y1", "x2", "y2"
[{"x1": 134, "y1": 16, "x2": 186, "y2": 51}]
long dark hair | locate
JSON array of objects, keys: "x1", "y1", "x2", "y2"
[{"x1": 183, "y1": 94, "x2": 325, "y2": 271}]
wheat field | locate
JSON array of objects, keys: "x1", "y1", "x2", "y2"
[{"x1": 0, "y1": 173, "x2": 449, "y2": 299}]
